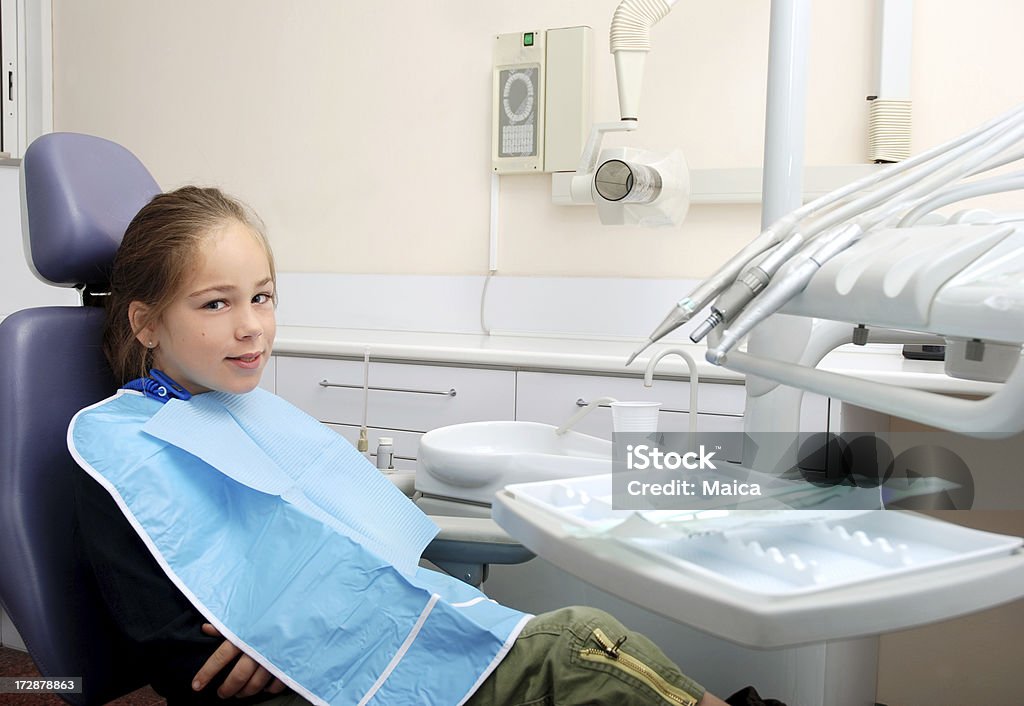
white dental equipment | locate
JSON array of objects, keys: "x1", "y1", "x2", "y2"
[
  {"x1": 486, "y1": 4, "x2": 1024, "y2": 706},
  {"x1": 555, "y1": 0, "x2": 691, "y2": 227},
  {"x1": 630, "y1": 101, "x2": 1024, "y2": 365},
  {"x1": 627, "y1": 100, "x2": 1024, "y2": 435}
]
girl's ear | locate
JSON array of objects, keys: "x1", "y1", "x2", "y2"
[{"x1": 128, "y1": 301, "x2": 158, "y2": 348}]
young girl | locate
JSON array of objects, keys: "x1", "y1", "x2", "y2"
[{"x1": 70, "y1": 186, "x2": 749, "y2": 706}]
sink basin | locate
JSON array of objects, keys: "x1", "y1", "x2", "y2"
[{"x1": 416, "y1": 421, "x2": 612, "y2": 505}]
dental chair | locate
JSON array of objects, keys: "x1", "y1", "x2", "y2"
[
  {"x1": 0, "y1": 133, "x2": 533, "y2": 704},
  {"x1": 0, "y1": 132, "x2": 161, "y2": 704}
]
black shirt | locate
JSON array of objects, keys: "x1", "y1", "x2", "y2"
[{"x1": 72, "y1": 468, "x2": 282, "y2": 705}]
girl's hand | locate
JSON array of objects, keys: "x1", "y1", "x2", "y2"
[{"x1": 192, "y1": 623, "x2": 288, "y2": 698}]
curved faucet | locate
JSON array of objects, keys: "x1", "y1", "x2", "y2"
[{"x1": 643, "y1": 348, "x2": 700, "y2": 438}]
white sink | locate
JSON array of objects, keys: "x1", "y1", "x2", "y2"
[{"x1": 416, "y1": 421, "x2": 612, "y2": 505}]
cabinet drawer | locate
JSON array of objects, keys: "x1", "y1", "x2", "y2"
[
  {"x1": 277, "y1": 357, "x2": 515, "y2": 432},
  {"x1": 516, "y1": 371, "x2": 744, "y2": 431}
]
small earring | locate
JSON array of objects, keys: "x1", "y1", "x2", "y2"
[{"x1": 147, "y1": 341, "x2": 155, "y2": 348}]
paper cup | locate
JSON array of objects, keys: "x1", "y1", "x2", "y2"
[{"x1": 611, "y1": 401, "x2": 661, "y2": 433}]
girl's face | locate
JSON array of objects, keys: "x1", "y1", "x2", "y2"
[{"x1": 135, "y1": 221, "x2": 277, "y2": 395}]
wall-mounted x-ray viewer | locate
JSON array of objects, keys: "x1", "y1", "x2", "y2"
[{"x1": 491, "y1": 26, "x2": 592, "y2": 174}]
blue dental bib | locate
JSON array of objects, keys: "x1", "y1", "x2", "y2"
[{"x1": 68, "y1": 388, "x2": 529, "y2": 705}]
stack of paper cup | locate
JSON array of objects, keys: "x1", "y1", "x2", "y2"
[{"x1": 611, "y1": 401, "x2": 661, "y2": 433}]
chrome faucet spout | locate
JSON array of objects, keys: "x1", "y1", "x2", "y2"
[{"x1": 555, "y1": 396, "x2": 619, "y2": 436}]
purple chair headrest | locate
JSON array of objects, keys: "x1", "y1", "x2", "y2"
[{"x1": 21, "y1": 133, "x2": 161, "y2": 288}]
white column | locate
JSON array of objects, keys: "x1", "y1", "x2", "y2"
[{"x1": 744, "y1": 0, "x2": 813, "y2": 460}]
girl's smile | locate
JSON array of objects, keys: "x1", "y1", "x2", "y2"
[{"x1": 227, "y1": 352, "x2": 264, "y2": 370}]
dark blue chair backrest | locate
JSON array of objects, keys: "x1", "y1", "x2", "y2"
[{"x1": 0, "y1": 133, "x2": 160, "y2": 705}]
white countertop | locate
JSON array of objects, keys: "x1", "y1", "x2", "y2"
[{"x1": 273, "y1": 326, "x2": 1000, "y2": 396}]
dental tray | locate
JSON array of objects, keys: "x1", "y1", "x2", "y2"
[{"x1": 505, "y1": 474, "x2": 1024, "y2": 598}]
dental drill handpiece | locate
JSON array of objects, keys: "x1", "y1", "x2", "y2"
[
  {"x1": 623, "y1": 223, "x2": 795, "y2": 367},
  {"x1": 624, "y1": 299, "x2": 700, "y2": 367},
  {"x1": 689, "y1": 231, "x2": 808, "y2": 344},
  {"x1": 706, "y1": 222, "x2": 863, "y2": 365},
  {"x1": 628, "y1": 209, "x2": 854, "y2": 366},
  {"x1": 626, "y1": 279, "x2": 747, "y2": 367}
]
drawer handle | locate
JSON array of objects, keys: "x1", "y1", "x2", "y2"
[
  {"x1": 319, "y1": 380, "x2": 457, "y2": 398},
  {"x1": 576, "y1": 397, "x2": 690, "y2": 414}
]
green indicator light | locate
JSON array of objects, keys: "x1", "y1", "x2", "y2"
[{"x1": 523, "y1": 32, "x2": 534, "y2": 47}]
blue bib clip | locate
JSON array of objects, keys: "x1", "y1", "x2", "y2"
[{"x1": 122, "y1": 369, "x2": 192, "y2": 404}]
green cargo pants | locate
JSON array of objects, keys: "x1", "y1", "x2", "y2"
[{"x1": 464, "y1": 606, "x2": 706, "y2": 706}]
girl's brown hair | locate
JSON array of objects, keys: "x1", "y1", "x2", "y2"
[{"x1": 103, "y1": 186, "x2": 275, "y2": 384}]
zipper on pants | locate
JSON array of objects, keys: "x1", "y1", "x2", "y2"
[{"x1": 579, "y1": 627, "x2": 699, "y2": 706}]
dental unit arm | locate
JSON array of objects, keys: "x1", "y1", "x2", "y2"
[{"x1": 629, "y1": 100, "x2": 1024, "y2": 436}]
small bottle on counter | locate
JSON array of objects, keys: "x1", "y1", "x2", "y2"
[{"x1": 375, "y1": 437, "x2": 395, "y2": 471}]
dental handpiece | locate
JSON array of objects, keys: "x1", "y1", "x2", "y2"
[
  {"x1": 706, "y1": 223, "x2": 863, "y2": 363},
  {"x1": 624, "y1": 224, "x2": 794, "y2": 367},
  {"x1": 689, "y1": 232, "x2": 808, "y2": 344},
  {"x1": 624, "y1": 298, "x2": 700, "y2": 367}
]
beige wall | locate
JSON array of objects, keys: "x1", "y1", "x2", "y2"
[{"x1": 51, "y1": 1, "x2": 1024, "y2": 278}]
